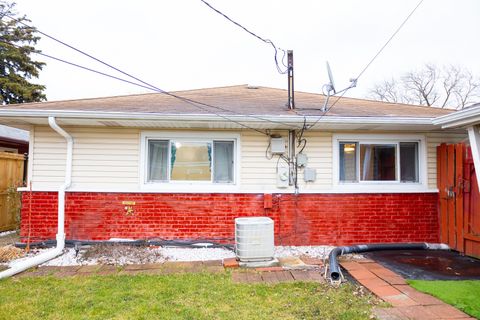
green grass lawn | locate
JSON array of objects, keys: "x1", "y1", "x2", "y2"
[
  {"x1": 408, "y1": 280, "x2": 480, "y2": 319},
  {"x1": 0, "y1": 272, "x2": 377, "y2": 320}
]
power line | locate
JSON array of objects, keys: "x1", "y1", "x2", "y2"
[
  {"x1": 0, "y1": 41, "x2": 159, "y2": 92},
  {"x1": 355, "y1": 0, "x2": 424, "y2": 81},
  {"x1": 199, "y1": 0, "x2": 287, "y2": 74},
  {"x1": 1, "y1": 15, "x2": 303, "y2": 131},
  {"x1": 314, "y1": 0, "x2": 424, "y2": 119},
  {"x1": 0, "y1": 40, "x2": 301, "y2": 134}
]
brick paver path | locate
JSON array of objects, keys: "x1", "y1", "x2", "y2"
[
  {"x1": 231, "y1": 269, "x2": 325, "y2": 284},
  {"x1": 14, "y1": 258, "x2": 325, "y2": 286},
  {"x1": 340, "y1": 259, "x2": 475, "y2": 320},
  {"x1": 15, "y1": 260, "x2": 225, "y2": 278}
]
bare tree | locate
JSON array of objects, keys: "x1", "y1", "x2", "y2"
[{"x1": 368, "y1": 64, "x2": 480, "y2": 109}]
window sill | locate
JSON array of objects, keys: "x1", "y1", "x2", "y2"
[
  {"x1": 332, "y1": 182, "x2": 432, "y2": 193},
  {"x1": 140, "y1": 183, "x2": 240, "y2": 193}
]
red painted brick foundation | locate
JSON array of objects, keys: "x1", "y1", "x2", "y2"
[{"x1": 20, "y1": 192, "x2": 439, "y2": 245}]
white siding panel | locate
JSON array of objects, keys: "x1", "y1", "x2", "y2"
[
  {"x1": 31, "y1": 125, "x2": 466, "y2": 193},
  {"x1": 239, "y1": 130, "x2": 332, "y2": 192},
  {"x1": 240, "y1": 131, "x2": 284, "y2": 191},
  {"x1": 426, "y1": 132, "x2": 467, "y2": 189},
  {"x1": 298, "y1": 131, "x2": 332, "y2": 190},
  {"x1": 33, "y1": 126, "x2": 140, "y2": 189}
]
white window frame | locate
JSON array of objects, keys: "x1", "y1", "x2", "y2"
[
  {"x1": 332, "y1": 133, "x2": 427, "y2": 192},
  {"x1": 140, "y1": 131, "x2": 240, "y2": 192}
]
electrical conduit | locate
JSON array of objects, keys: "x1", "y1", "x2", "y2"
[{"x1": 0, "y1": 117, "x2": 73, "y2": 279}]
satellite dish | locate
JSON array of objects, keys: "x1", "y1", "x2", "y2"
[{"x1": 326, "y1": 61, "x2": 336, "y2": 94}]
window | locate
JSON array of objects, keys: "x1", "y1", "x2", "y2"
[
  {"x1": 338, "y1": 139, "x2": 420, "y2": 183},
  {"x1": 146, "y1": 138, "x2": 235, "y2": 184}
]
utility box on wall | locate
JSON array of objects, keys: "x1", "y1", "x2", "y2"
[
  {"x1": 270, "y1": 137, "x2": 285, "y2": 154},
  {"x1": 277, "y1": 166, "x2": 289, "y2": 188},
  {"x1": 304, "y1": 167, "x2": 316, "y2": 182}
]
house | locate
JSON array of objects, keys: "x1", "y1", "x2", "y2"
[
  {"x1": 0, "y1": 85, "x2": 469, "y2": 245},
  {"x1": 0, "y1": 125, "x2": 28, "y2": 231},
  {"x1": 0, "y1": 124, "x2": 28, "y2": 154}
]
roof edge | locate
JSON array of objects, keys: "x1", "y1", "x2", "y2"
[
  {"x1": 433, "y1": 105, "x2": 480, "y2": 128},
  {"x1": 0, "y1": 108, "x2": 439, "y2": 126}
]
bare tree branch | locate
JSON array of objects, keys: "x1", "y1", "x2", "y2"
[{"x1": 368, "y1": 63, "x2": 480, "y2": 109}]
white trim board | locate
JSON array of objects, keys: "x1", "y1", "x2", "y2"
[
  {"x1": 332, "y1": 133, "x2": 428, "y2": 192},
  {"x1": 17, "y1": 186, "x2": 439, "y2": 194},
  {"x1": 139, "y1": 130, "x2": 241, "y2": 193}
]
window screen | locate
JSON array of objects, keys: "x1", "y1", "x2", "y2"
[
  {"x1": 213, "y1": 141, "x2": 234, "y2": 183},
  {"x1": 339, "y1": 142, "x2": 357, "y2": 181},
  {"x1": 148, "y1": 140, "x2": 168, "y2": 181}
]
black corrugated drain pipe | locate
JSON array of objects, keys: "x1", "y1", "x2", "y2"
[{"x1": 328, "y1": 242, "x2": 450, "y2": 281}]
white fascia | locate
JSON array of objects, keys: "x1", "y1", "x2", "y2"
[
  {"x1": 0, "y1": 108, "x2": 437, "y2": 127},
  {"x1": 433, "y1": 105, "x2": 480, "y2": 129}
]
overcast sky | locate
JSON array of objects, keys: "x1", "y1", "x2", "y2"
[{"x1": 12, "y1": 0, "x2": 480, "y2": 102}]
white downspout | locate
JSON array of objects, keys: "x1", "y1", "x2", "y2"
[{"x1": 0, "y1": 117, "x2": 73, "y2": 279}]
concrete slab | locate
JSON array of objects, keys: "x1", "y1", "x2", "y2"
[{"x1": 277, "y1": 256, "x2": 308, "y2": 269}]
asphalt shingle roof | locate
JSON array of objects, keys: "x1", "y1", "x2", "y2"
[{"x1": 0, "y1": 85, "x2": 453, "y2": 118}]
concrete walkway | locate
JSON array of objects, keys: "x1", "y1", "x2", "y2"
[{"x1": 340, "y1": 259, "x2": 475, "y2": 320}]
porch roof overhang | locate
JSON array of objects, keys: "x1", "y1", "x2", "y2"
[
  {"x1": 434, "y1": 104, "x2": 480, "y2": 190},
  {"x1": 0, "y1": 109, "x2": 447, "y2": 131},
  {"x1": 433, "y1": 104, "x2": 480, "y2": 129}
]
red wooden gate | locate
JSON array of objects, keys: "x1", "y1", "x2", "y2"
[{"x1": 437, "y1": 143, "x2": 480, "y2": 258}]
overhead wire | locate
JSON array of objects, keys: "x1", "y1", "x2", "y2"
[
  {"x1": 307, "y1": 0, "x2": 425, "y2": 128},
  {"x1": 1, "y1": 15, "x2": 303, "y2": 132},
  {"x1": 199, "y1": 0, "x2": 288, "y2": 74},
  {"x1": 0, "y1": 40, "x2": 272, "y2": 135}
]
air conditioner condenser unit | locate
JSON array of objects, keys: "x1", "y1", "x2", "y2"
[{"x1": 235, "y1": 217, "x2": 274, "y2": 262}]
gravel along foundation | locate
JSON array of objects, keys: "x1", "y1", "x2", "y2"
[{"x1": 2, "y1": 244, "x2": 334, "y2": 267}]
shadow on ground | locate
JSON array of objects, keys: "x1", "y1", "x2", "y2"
[{"x1": 365, "y1": 250, "x2": 480, "y2": 280}]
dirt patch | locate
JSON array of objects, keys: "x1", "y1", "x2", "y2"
[
  {"x1": 0, "y1": 231, "x2": 19, "y2": 247},
  {"x1": 79, "y1": 244, "x2": 167, "y2": 265}
]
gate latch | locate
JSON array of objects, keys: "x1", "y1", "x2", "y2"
[{"x1": 445, "y1": 187, "x2": 455, "y2": 199}]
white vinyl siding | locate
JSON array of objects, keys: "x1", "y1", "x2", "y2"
[
  {"x1": 240, "y1": 131, "x2": 282, "y2": 191},
  {"x1": 297, "y1": 131, "x2": 332, "y2": 190},
  {"x1": 426, "y1": 132, "x2": 467, "y2": 189},
  {"x1": 30, "y1": 126, "x2": 466, "y2": 193},
  {"x1": 32, "y1": 126, "x2": 139, "y2": 190}
]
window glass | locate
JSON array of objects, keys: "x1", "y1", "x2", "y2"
[
  {"x1": 213, "y1": 141, "x2": 234, "y2": 183},
  {"x1": 400, "y1": 142, "x2": 419, "y2": 182},
  {"x1": 339, "y1": 142, "x2": 357, "y2": 181},
  {"x1": 360, "y1": 144, "x2": 396, "y2": 181},
  {"x1": 148, "y1": 140, "x2": 168, "y2": 181},
  {"x1": 170, "y1": 141, "x2": 212, "y2": 181}
]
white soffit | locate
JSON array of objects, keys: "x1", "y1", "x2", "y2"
[{"x1": 0, "y1": 110, "x2": 441, "y2": 131}]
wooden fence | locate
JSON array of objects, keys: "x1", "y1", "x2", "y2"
[{"x1": 0, "y1": 152, "x2": 25, "y2": 232}]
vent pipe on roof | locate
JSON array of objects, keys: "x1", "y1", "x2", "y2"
[
  {"x1": 0, "y1": 117, "x2": 72, "y2": 279},
  {"x1": 287, "y1": 50, "x2": 294, "y2": 109}
]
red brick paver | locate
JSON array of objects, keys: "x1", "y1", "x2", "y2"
[{"x1": 341, "y1": 260, "x2": 475, "y2": 320}]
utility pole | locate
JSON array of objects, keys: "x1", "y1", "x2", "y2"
[
  {"x1": 287, "y1": 50, "x2": 294, "y2": 109},
  {"x1": 286, "y1": 50, "x2": 297, "y2": 189}
]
